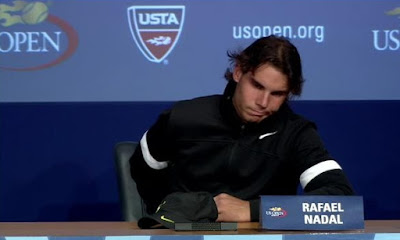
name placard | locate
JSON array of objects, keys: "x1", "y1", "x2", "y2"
[{"x1": 260, "y1": 195, "x2": 364, "y2": 230}]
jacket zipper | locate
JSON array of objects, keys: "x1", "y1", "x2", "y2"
[{"x1": 227, "y1": 124, "x2": 246, "y2": 171}]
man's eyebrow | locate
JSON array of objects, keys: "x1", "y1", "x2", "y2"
[
  {"x1": 271, "y1": 90, "x2": 289, "y2": 95},
  {"x1": 251, "y1": 76, "x2": 289, "y2": 92},
  {"x1": 251, "y1": 76, "x2": 264, "y2": 87}
]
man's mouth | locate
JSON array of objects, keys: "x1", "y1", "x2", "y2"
[{"x1": 249, "y1": 110, "x2": 269, "y2": 117}]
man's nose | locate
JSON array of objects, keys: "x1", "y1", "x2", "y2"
[{"x1": 256, "y1": 92, "x2": 270, "y2": 108}]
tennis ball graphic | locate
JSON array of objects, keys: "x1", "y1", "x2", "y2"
[{"x1": 21, "y1": 2, "x2": 49, "y2": 25}]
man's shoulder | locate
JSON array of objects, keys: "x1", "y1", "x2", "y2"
[
  {"x1": 168, "y1": 95, "x2": 224, "y2": 127},
  {"x1": 173, "y1": 95, "x2": 222, "y2": 110},
  {"x1": 278, "y1": 103, "x2": 316, "y2": 130}
]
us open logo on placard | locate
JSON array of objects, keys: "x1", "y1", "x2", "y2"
[
  {"x1": 266, "y1": 207, "x2": 288, "y2": 218},
  {"x1": 127, "y1": 5, "x2": 185, "y2": 63}
]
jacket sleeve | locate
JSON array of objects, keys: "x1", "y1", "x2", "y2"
[
  {"x1": 249, "y1": 199, "x2": 260, "y2": 222},
  {"x1": 250, "y1": 125, "x2": 354, "y2": 222},
  {"x1": 293, "y1": 124, "x2": 355, "y2": 196},
  {"x1": 130, "y1": 109, "x2": 174, "y2": 214}
]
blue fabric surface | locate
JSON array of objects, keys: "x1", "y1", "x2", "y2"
[{"x1": 0, "y1": 101, "x2": 399, "y2": 221}]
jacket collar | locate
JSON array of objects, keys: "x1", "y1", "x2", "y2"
[{"x1": 220, "y1": 81, "x2": 292, "y2": 132}]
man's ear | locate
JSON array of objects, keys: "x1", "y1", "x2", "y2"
[{"x1": 233, "y1": 66, "x2": 242, "y2": 83}]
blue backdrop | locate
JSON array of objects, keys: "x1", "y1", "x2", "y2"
[
  {"x1": 1, "y1": 0, "x2": 400, "y2": 101},
  {"x1": 1, "y1": 101, "x2": 400, "y2": 221}
]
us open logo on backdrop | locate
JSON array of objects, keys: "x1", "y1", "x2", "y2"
[
  {"x1": 0, "y1": 0, "x2": 78, "y2": 71},
  {"x1": 127, "y1": 5, "x2": 185, "y2": 63},
  {"x1": 372, "y1": 7, "x2": 400, "y2": 51}
]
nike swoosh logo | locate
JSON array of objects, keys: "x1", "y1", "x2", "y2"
[
  {"x1": 259, "y1": 131, "x2": 278, "y2": 139},
  {"x1": 160, "y1": 215, "x2": 174, "y2": 223}
]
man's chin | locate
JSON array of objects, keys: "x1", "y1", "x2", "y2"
[{"x1": 246, "y1": 115, "x2": 268, "y2": 123}]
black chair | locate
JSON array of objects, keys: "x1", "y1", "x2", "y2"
[{"x1": 114, "y1": 141, "x2": 145, "y2": 221}]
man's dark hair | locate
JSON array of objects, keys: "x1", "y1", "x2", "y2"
[{"x1": 224, "y1": 35, "x2": 304, "y2": 96}]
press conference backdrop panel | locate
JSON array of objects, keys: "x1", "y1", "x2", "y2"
[
  {"x1": 1, "y1": 0, "x2": 399, "y2": 102},
  {"x1": 1, "y1": 0, "x2": 400, "y2": 222}
]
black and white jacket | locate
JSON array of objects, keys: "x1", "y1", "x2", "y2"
[{"x1": 130, "y1": 82, "x2": 354, "y2": 221}]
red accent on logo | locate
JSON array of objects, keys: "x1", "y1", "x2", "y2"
[
  {"x1": 141, "y1": 32, "x2": 178, "y2": 59},
  {"x1": 279, "y1": 210, "x2": 288, "y2": 217}
]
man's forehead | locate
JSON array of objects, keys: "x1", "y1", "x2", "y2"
[{"x1": 250, "y1": 66, "x2": 289, "y2": 91}]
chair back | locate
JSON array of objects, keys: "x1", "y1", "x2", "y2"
[{"x1": 114, "y1": 141, "x2": 144, "y2": 221}]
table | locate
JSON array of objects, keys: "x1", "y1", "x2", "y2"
[{"x1": 0, "y1": 221, "x2": 399, "y2": 239}]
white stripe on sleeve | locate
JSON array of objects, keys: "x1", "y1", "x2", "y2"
[
  {"x1": 140, "y1": 131, "x2": 168, "y2": 170},
  {"x1": 300, "y1": 160, "x2": 342, "y2": 189}
]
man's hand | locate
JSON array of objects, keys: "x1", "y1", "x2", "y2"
[{"x1": 213, "y1": 193, "x2": 250, "y2": 222}]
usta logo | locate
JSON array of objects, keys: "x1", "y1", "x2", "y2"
[
  {"x1": 138, "y1": 13, "x2": 179, "y2": 25},
  {"x1": 127, "y1": 5, "x2": 185, "y2": 63}
]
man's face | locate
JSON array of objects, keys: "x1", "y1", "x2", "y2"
[{"x1": 232, "y1": 64, "x2": 289, "y2": 123}]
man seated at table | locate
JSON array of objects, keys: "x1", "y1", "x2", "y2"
[{"x1": 130, "y1": 35, "x2": 354, "y2": 223}]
